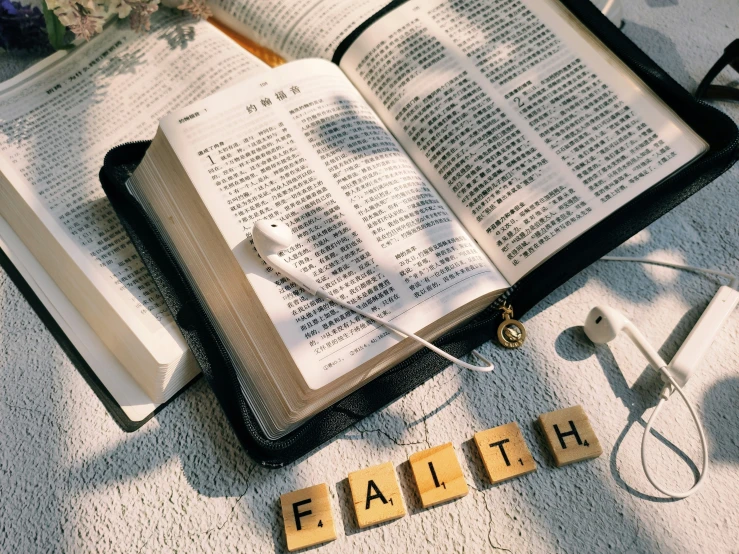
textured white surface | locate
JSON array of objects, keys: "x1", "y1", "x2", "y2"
[{"x1": 2, "y1": 2, "x2": 739, "y2": 552}]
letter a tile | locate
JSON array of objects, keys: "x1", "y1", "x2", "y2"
[
  {"x1": 474, "y1": 421, "x2": 537, "y2": 484},
  {"x1": 538, "y1": 405, "x2": 603, "y2": 467},
  {"x1": 280, "y1": 483, "x2": 336, "y2": 551},
  {"x1": 348, "y1": 462, "x2": 406, "y2": 528},
  {"x1": 409, "y1": 442, "x2": 468, "y2": 508}
]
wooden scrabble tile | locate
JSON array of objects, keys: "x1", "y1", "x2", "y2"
[
  {"x1": 408, "y1": 442, "x2": 468, "y2": 508},
  {"x1": 474, "y1": 421, "x2": 537, "y2": 484},
  {"x1": 280, "y1": 483, "x2": 336, "y2": 551},
  {"x1": 348, "y1": 462, "x2": 406, "y2": 528},
  {"x1": 538, "y1": 405, "x2": 603, "y2": 467}
]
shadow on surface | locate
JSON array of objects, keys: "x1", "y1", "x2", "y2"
[
  {"x1": 702, "y1": 376, "x2": 739, "y2": 464},
  {"x1": 623, "y1": 21, "x2": 696, "y2": 91}
]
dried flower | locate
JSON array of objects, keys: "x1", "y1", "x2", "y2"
[
  {"x1": 47, "y1": 0, "x2": 105, "y2": 41},
  {"x1": 127, "y1": 0, "x2": 157, "y2": 31},
  {"x1": 109, "y1": 0, "x2": 159, "y2": 32},
  {"x1": 176, "y1": 0, "x2": 210, "y2": 20},
  {"x1": 16, "y1": 0, "x2": 211, "y2": 49},
  {"x1": 109, "y1": 0, "x2": 132, "y2": 17}
]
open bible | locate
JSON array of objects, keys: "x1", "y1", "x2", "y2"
[{"x1": 125, "y1": 0, "x2": 709, "y2": 439}]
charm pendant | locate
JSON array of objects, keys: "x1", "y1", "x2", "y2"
[{"x1": 496, "y1": 304, "x2": 526, "y2": 349}]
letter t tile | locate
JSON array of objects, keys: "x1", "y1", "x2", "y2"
[{"x1": 474, "y1": 421, "x2": 537, "y2": 484}]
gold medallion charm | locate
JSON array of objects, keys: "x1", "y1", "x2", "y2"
[{"x1": 496, "y1": 303, "x2": 526, "y2": 349}]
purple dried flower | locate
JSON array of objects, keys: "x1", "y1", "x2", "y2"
[{"x1": 0, "y1": 0, "x2": 51, "y2": 51}]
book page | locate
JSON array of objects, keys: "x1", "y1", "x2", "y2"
[
  {"x1": 0, "y1": 13, "x2": 268, "y2": 373},
  {"x1": 208, "y1": 0, "x2": 394, "y2": 60},
  {"x1": 159, "y1": 59, "x2": 508, "y2": 389},
  {"x1": 340, "y1": 0, "x2": 707, "y2": 283}
]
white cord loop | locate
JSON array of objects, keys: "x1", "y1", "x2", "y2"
[
  {"x1": 641, "y1": 367, "x2": 709, "y2": 499},
  {"x1": 599, "y1": 255, "x2": 735, "y2": 499}
]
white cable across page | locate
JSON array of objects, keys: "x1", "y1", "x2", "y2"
[{"x1": 316, "y1": 290, "x2": 495, "y2": 372}]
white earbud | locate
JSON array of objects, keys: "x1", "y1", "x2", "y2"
[
  {"x1": 251, "y1": 219, "x2": 494, "y2": 372},
  {"x1": 252, "y1": 220, "x2": 322, "y2": 294},
  {"x1": 584, "y1": 306, "x2": 667, "y2": 372}
]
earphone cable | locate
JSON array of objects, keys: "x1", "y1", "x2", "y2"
[
  {"x1": 601, "y1": 255, "x2": 739, "y2": 289},
  {"x1": 641, "y1": 367, "x2": 709, "y2": 499},
  {"x1": 316, "y1": 290, "x2": 494, "y2": 372}
]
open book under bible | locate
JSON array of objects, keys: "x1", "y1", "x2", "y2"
[
  {"x1": 125, "y1": 0, "x2": 711, "y2": 440},
  {"x1": 0, "y1": 13, "x2": 270, "y2": 422}
]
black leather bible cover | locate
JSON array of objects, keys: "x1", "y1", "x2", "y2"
[{"x1": 99, "y1": 0, "x2": 738, "y2": 466}]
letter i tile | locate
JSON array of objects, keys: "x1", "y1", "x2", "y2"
[{"x1": 408, "y1": 442, "x2": 468, "y2": 508}]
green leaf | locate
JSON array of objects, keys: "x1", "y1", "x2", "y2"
[{"x1": 42, "y1": 1, "x2": 71, "y2": 50}]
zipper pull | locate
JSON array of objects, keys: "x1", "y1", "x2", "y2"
[{"x1": 497, "y1": 303, "x2": 526, "y2": 348}]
